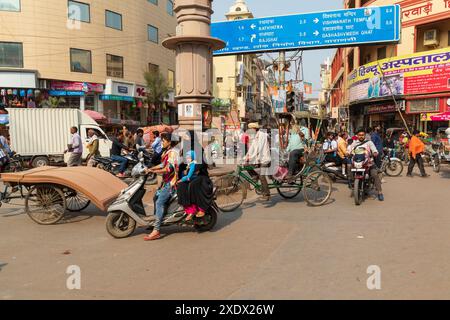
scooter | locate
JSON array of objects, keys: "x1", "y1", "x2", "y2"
[{"x1": 105, "y1": 156, "x2": 219, "y2": 239}]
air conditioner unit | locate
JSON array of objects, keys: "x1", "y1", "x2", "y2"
[{"x1": 424, "y1": 29, "x2": 439, "y2": 46}]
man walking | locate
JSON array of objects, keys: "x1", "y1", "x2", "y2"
[
  {"x1": 86, "y1": 129, "x2": 100, "y2": 167},
  {"x1": 371, "y1": 125, "x2": 383, "y2": 168},
  {"x1": 65, "y1": 127, "x2": 83, "y2": 167},
  {"x1": 407, "y1": 130, "x2": 429, "y2": 178}
]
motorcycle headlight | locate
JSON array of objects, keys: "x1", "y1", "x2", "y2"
[{"x1": 354, "y1": 161, "x2": 363, "y2": 169}]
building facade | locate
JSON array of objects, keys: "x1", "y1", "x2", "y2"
[
  {"x1": 330, "y1": 0, "x2": 450, "y2": 134},
  {"x1": 0, "y1": 0, "x2": 177, "y2": 126},
  {"x1": 212, "y1": 0, "x2": 260, "y2": 130}
]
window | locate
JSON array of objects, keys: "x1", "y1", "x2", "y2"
[
  {"x1": 409, "y1": 98, "x2": 440, "y2": 113},
  {"x1": 107, "y1": 54, "x2": 124, "y2": 78},
  {"x1": 0, "y1": 0, "x2": 20, "y2": 11},
  {"x1": 70, "y1": 48, "x2": 92, "y2": 73},
  {"x1": 377, "y1": 46, "x2": 387, "y2": 60},
  {"x1": 166, "y1": 0, "x2": 174, "y2": 16},
  {"x1": 148, "y1": 25, "x2": 159, "y2": 43},
  {"x1": 149, "y1": 63, "x2": 159, "y2": 74},
  {"x1": 216, "y1": 77, "x2": 223, "y2": 83},
  {"x1": 105, "y1": 10, "x2": 122, "y2": 30},
  {"x1": 68, "y1": 0, "x2": 90, "y2": 23},
  {"x1": 167, "y1": 70, "x2": 175, "y2": 88},
  {"x1": 0, "y1": 42, "x2": 23, "y2": 67},
  {"x1": 148, "y1": 0, "x2": 158, "y2": 4}
]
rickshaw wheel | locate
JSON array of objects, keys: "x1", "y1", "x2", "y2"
[
  {"x1": 25, "y1": 185, "x2": 67, "y2": 225},
  {"x1": 64, "y1": 189, "x2": 91, "y2": 212}
]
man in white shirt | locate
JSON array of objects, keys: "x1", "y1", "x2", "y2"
[
  {"x1": 323, "y1": 132, "x2": 338, "y2": 163},
  {"x1": 244, "y1": 122, "x2": 271, "y2": 201}
]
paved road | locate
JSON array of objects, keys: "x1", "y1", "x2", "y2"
[{"x1": 1, "y1": 167, "x2": 450, "y2": 300}]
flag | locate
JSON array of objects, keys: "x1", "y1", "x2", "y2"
[{"x1": 304, "y1": 82, "x2": 313, "y2": 95}]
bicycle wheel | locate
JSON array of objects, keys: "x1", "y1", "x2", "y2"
[
  {"x1": 65, "y1": 189, "x2": 91, "y2": 212},
  {"x1": 385, "y1": 160, "x2": 403, "y2": 177},
  {"x1": 25, "y1": 185, "x2": 66, "y2": 225},
  {"x1": 302, "y1": 171, "x2": 332, "y2": 207},
  {"x1": 214, "y1": 175, "x2": 246, "y2": 212},
  {"x1": 277, "y1": 178, "x2": 302, "y2": 199}
]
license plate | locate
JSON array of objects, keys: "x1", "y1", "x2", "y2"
[{"x1": 351, "y1": 169, "x2": 365, "y2": 172}]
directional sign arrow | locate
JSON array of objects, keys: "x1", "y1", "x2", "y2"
[
  {"x1": 251, "y1": 24, "x2": 256, "y2": 30},
  {"x1": 313, "y1": 31, "x2": 319, "y2": 36},
  {"x1": 250, "y1": 34, "x2": 256, "y2": 43},
  {"x1": 313, "y1": 18, "x2": 319, "y2": 24}
]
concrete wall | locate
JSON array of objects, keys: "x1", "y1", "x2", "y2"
[{"x1": 0, "y1": 0, "x2": 176, "y2": 85}]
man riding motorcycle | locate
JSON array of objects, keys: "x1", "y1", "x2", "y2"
[{"x1": 347, "y1": 128, "x2": 385, "y2": 202}]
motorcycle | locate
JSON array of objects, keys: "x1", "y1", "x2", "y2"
[
  {"x1": 321, "y1": 159, "x2": 349, "y2": 182},
  {"x1": 105, "y1": 155, "x2": 219, "y2": 239},
  {"x1": 433, "y1": 142, "x2": 450, "y2": 173},
  {"x1": 380, "y1": 148, "x2": 403, "y2": 177},
  {"x1": 351, "y1": 147, "x2": 374, "y2": 206},
  {"x1": 95, "y1": 150, "x2": 156, "y2": 181}
]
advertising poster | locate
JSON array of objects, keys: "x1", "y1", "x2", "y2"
[{"x1": 349, "y1": 48, "x2": 450, "y2": 103}]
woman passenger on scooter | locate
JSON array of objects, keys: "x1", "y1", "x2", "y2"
[{"x1": 144, "y1": 132, "x2": 179, "y2": 241}]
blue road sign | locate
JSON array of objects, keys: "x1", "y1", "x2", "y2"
[{"x1": 212, "y1": 5, "x2": 401, "y2": 56}]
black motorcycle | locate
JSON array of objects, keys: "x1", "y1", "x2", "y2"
[{"x1": 94, "y1": 150, "x2": 156, "y2": 181}]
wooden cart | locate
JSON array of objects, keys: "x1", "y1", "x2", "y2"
[{"x1": 0, "y1": 167, "x2": 127, "y2": 225}]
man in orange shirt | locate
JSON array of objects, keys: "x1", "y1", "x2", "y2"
[{"x1": 406, "y1": 130, "x2": 429, "y2": 178}]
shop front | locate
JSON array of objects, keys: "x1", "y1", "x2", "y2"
[
  {"x1": 102, "y1": 79, "x2": 141, "y2": 127},
  {"x1": 366, "y1": 101, "x2": 410, "y2": 130},
  {"x1": 0, "y1": 70, "x2": 38, "y2": 109},
  {"x1": 48, "y1": 81, "x2": 104, "y2": 110},
  {"x1": 410, "y1": 95, "x2": 450, "y2": 134}
]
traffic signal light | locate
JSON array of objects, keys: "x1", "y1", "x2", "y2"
[{"x1": 286, "y1": 90, "x2": 296, "y2": 112}]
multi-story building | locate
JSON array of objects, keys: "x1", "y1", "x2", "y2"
[
  {"x1": 0, "y1": 0, "x2": 177, "y2": 126},
  {"x1": 330, "y1": 0, "x2": 450, "y2": 134},
  {"x1": 212, "y1": 0, "x2": 259, "y2": 129}
]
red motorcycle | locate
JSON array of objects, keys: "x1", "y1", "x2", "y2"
[{"x1": 351, "y1": 147, "x2": 374, "y2": 206}]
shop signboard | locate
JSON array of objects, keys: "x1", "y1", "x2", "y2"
[
  {"x1": 100, "y1": 95, "x2": 134, "y2": 102},
  {"x1": 48, "y1": 90, "x2": 84, "y2": 96},
  {"x1": 349, "y1": 48, "x2": 450, "y2": 103},
  {"x1": 51, "y1": 81, "x2": 103, "y2": 93}
]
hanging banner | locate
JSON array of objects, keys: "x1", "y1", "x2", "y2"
[
  {"x1": 304, "y1": 82, "x2": 313, "y2": 95},
  {"x1": 349, "y1": 48, "x2": 450, "y2": 103}
]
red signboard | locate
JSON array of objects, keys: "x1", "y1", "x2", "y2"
[
  {"x1": 51, "y1": 81, "x2": 104, "y2": 93},
  {"x1": 404, "y1": 65, "x2": 450, "y2": 95}
]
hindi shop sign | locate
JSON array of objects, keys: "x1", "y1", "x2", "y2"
[
  {"x1": 402, "y1": 0, "x2": 450, "y2": 27},
  {"x1": 212, "y1": 5, "x2": 400, "y2": 55},
  {"x1": 349, "y1": 48, "x2": 450, "y2": 103}
]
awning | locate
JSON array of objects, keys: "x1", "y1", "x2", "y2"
[
  {"x1": 100, "y1": 95, "x2": 134, "y2": 102},
  {"x1": 431, "y1": 112, "x2": 450, "y2": 122},
  {"x1": 84, "y1": 110, "x2": 107, "y2": 122}
]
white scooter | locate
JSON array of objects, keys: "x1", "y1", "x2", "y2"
[{"x1": 105, "y1": 154, "x2": 219, "y2": 239}]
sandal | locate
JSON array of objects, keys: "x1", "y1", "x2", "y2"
[
  {"x1": 196, "y1": 211, "x2": 205, "y2": 218},
  {"x1": 144, "y1": 231, "x2": 161, "y2": 241}
]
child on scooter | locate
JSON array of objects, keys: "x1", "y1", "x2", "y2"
[{"x1": 177, "y1": 150, "x2": 202, "y2": 221}]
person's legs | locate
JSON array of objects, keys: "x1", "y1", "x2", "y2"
[
  {"x1": 288, "y1": 150, "x2": 302, "y2": 175},
  {"x1": 416, "y1": 154, "x2": 427, "y2": 176},
  {"x1": 259, "y1": 164, "x2": 271, "y2": 199},
  {"x1": 111, "y1": 155, "x2": 127, "y2": 173},
  {"x1": 370, "y1": 167, "x2": 382, "y2": 193},
  {"x1": 407, "y1": 156, "x2": 416, "y2": 176},
  {"x1": 67, "y1": 153, "x2": 78, "y2": 167},
  {"x1": 147, "y1": 184, "x2": 172, "y2": 240}
]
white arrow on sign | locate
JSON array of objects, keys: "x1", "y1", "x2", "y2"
[
  {"x1": 313, "y1": 18, "x2": 319, "y2": 24},
  {"x1": 251, "y1": 24, "x2": 256, "y2": 30},
  {"x1": 250, "y1": 34, "x2": 256, "y2": 43},
  {"x1": 313, "y1": 30, "x2": 319, "y2": 36}
]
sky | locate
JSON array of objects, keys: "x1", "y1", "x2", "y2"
[{"x1": 211, "y1": 0, "x2": 344, "y2": 98}]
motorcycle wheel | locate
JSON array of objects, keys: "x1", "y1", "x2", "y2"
[
  {"x1": 194, "y1": 207, "x2": 218, "y2": 232},
  {"x1": 385, "y1": 160, "x2": 403, "y2": 177},
  {"x1": 106, "y1": 211, "x2": 137, "y2": 239},
  {"x1": 433, "y1": 155, "x2": 441, "y2": 173},
  {"x1": 354, "y1": 179, "x2": 363, "y2": 206}
]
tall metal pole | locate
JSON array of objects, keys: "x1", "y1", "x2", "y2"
[{"x1": 279, "y1": 51, "x2": 286, "y2": 90}]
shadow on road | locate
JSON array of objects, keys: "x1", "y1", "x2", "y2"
[{"x1": 0, "y1": 262, "x2": 8, "y2": 271}]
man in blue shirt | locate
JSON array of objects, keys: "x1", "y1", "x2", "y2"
[
  {"x1": 371, "y1": 125, "x2": 383, "y2": 168},
  {"x1": 151, "y1": 131, "x2": 163, "y2": 165}
]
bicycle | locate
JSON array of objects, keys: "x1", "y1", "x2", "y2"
[{"x1": 215, "y1": 149, "x2": 332, "y2": 212}]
